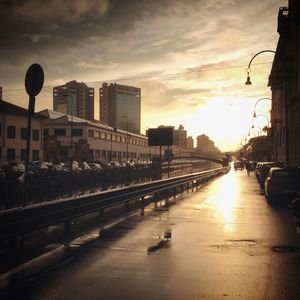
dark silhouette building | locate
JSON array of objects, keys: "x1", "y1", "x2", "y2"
[
  {"x1": 99, "y1": 83, "x2": 141, "y2": 134},
  {"x1": 269, "y1": 0, "x2": 300, "y2": 167},
  {"x1": 53, "y1": 80, "x2": 94, "y2": 122}
]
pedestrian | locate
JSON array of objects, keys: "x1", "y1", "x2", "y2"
[{"x1": 245, "y1": 161, "x2": 251, "y2": 176}]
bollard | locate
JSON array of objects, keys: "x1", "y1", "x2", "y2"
[
  {"x1": 63, "y1": 219, "x2": 72, "y2": 246},
  {"x1": 9, "y1": 235, "x2": 24, "y2": 261},
  {"x1": 99, "y1": 209, "x2": 105, "y2": 238},
  {"x1": 140, "y1": 196, "x2": 145, "y2": 216},
  {"x1": 125, "y1": 201, "x2": 130, "y2": 212},
  {"x1": 154, "y1": 193, "x2": 159, "y2": 208}
]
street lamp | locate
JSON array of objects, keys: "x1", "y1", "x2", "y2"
[
  {"x1": 245, "y1": 50, "x2": 276, "y2": 85},
  {"x1": 250, "y1": 124, "x2": 262, "y2": 136},
  {"x1": 253, "y1": 97, "x2": 272, "y2": 117},
  {"x1": 121, "y1": 115, "x2": 129, "y2": 161},
  {"x1": 253, "y1": 114, "x2": 270, "y2": 128}
]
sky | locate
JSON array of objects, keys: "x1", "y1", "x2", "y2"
[{"x1": 0, "y1": 0, "x2": 288, "y2": 151}]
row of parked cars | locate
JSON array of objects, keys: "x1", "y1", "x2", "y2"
[
  {"x1": 255, "y1": 161, "x2": 300, "y2": 205},
  {"x1": 0, "y1": 160, "x2": 153, "y2": 178}
]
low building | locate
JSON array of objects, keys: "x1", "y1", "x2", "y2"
[
  {"x1": 39, "y1": 109, "x2": 153, "y2": 163},
  {"x1": 0, "y1": 100, "x2": 45, "y2": 166},
  {"x1": 244, "y1": 136, "x2": 273, "y2": 162}
]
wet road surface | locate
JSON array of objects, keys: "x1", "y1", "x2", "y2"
[{"x1": 2, "y1": 168, "x2": 300, "y2": 299}]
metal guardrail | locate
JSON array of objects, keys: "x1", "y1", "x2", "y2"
[{"x1": 0, "y1": 167, "x2": 229, "y2": 242}]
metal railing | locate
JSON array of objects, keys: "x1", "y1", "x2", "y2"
[{"x1": 0, "y1": 167, "x2": 229, "y2": 242}]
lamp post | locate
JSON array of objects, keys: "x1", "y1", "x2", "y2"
[
  {"x1": 121, "y1": 115, "x2": 129, "y2": 161},
  {"x1": 253, "y1": 114, "x2": 270, "y2": 127},
  {"x1": 245, "y1": 50, "x2": 276, "y2": 85},
  {"x1": 63, "y1": 93, "x2": 75, "y2": 163},
  {"x1": 253, "y1": 97, "x2": 272, "y2": 117}
]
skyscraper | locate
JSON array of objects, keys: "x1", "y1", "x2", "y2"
[
  {"x1": 99, "y1": 83, "x2": 141, "y2": 134},
  {"x1": 53, "y1": 80, "x2": 94, "y2": 121}
]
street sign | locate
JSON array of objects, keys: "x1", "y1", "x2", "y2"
[{"x1": 25, "y1": 63, "x2": 44, "y2": 97}]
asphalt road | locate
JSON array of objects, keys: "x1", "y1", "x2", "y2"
[{"x1": 2, "y1": 168, "x2": 300, "y2": 300}]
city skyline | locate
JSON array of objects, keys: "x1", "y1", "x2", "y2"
[{"x1": 0, "y1": 0, "x2": 287, "y2": 151}]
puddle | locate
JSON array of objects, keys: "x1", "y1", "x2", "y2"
[{"x1": 226, "y1": 239, "x2": 259, "y2": 246}]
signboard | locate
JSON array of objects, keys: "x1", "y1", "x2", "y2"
[{"x1": 148, "y1": 127, "x2": 173, "y2": 146}]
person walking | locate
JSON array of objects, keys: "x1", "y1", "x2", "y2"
[{"x1": 245, "y1": 161, "x2": 251, "y2": 176}]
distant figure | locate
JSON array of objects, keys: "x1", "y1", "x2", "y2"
[{"x1": 245, "y1": 161, "x2": 251, "y2": 176}]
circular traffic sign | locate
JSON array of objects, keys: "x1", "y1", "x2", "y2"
[{"x1": 25, "y1": 63, "x2": 44, "y2": 96}]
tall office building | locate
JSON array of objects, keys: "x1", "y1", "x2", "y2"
[
  {"x1": 173, "y1": 125, "x2": 187, "y2": 148},
  {"x1": 53, "y1": 80, "x2": 94, "y2": 121},
  {"x1": 186, "y1": 136, "x2": 194, "y2": 149},
  {"x1": 99, "y1": 83, "x2": 141, "y2": 134}
]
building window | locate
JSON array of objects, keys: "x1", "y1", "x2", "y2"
[
  {"x1": 20, "y1": 149, "x2": 26, "y2": 161},
  {"x1": 32, "y1": 150, "x2": 39, "y2": 161},
  {"x1": 32, "y1": 129, "x2": 39, "y2": 141},
  {"x1": 100, "y1": 132, "x2": 106, "y2": 139},
  {"x1": 7, "y1": 126, "x2": 16, "y2": 139},
  {"x1": 20, "y1": 128, "x2": 27, "y2": 140},
  {"x1": 71, "y1": 128, "x2": 83, "y2": 136},
  {"x1": 7, "y1": 148, "x2": 15, "y2": 161},
  {"x1": 101, "y1": 150, "x2": 106, "y2": 158},
  {"x1": 54, "y1": 128, "x2": 66, "y2": 136},
  {"x1": 43, "y1": 128, "x2": 49, "y2": 137},
  {"x1": 95, "y1": 150, "x2": 100, "y2": 158},
  {"x1": 88, "y1": 130, "x2": 94, "y2": 138}
]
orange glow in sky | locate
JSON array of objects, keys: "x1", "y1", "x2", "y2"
[{"x1": 0, "y1": 0, "x2": 286, "y2": 151}]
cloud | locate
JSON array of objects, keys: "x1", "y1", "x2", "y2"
[{"x1": 9, "y1": 0, "x2": 110, "y2": 23}]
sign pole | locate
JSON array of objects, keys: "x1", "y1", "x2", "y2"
[{"x1": 23, "y1": 64, "x2": 44, "y2": 206}]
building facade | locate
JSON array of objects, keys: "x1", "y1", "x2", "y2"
[
  {"x1": 40, "y1": 109, "x2": 152, "y2": 163},
  {"x1": 196, "y1": 134, "x2": 220, "y2": 155},
  {"x1": 53, "y1": 80, "x2": 94, "y2": 122},
  {"x1": 186, "y1": 136, "x2": 194, "y2": 149},
  {"x1": 99, "y1": 83, "x2": 141, "y2": 134},
  {"x1": 269, "y1": 0, "x2": 300, "y2": 167},
  {"x1": 243, "y1": 136, "x2": 273, "y2": 162},
  {"x1": 0, "y1": 100, "x2": 44, "y2": 166},
  {"x1": 173, "y1": 125, "x2": 187, "y2": 148}
]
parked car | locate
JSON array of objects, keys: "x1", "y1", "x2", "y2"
[
  {"x1": 234, "y1": 161, "x2": 244, "y2": 170},
  {"x1": 88, "y1": 163, "x2": 103, "y2": 171},
  {"x1": 2, "y1": 163, "x2": 25, "y2": 178},
  {"x1": 265, "y1": 167, "x2": 300, "y2": 204},
  {"x1": 79, "y1": 162, "x2": 91, "y2": 171},
  {"x1": 258, "y1": 162, "x2": 284, "y2": 188},
  {"x1": 0, "y1": 167, "x2": 5, "y2": 179},
  {"x1": 255, "y1": 162, "x2": 274, "y2": 181},
  {"x1": 249, "y1": 161, "x2": 257, "y2": 171}
]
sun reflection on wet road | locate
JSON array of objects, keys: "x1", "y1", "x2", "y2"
[{"x1": 205, "y1": 167, "x2": 240, "y2": 232}]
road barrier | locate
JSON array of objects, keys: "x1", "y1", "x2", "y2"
[{"x1": 0, "y1": 167, "x2": 229, "y2": 244}]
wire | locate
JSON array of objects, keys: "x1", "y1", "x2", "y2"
[{"x1": 3, "y1": 61, "x2": 272, "y2": 93}]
